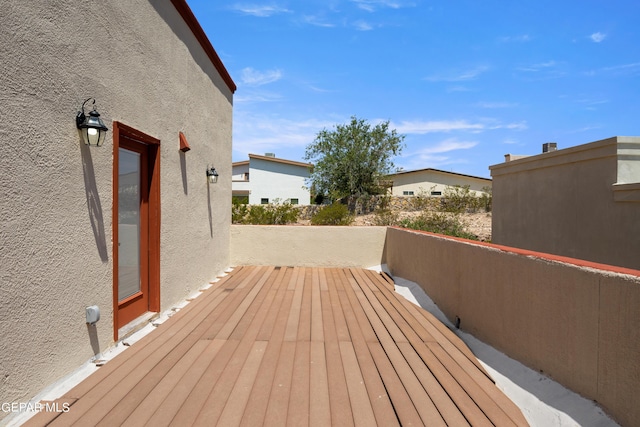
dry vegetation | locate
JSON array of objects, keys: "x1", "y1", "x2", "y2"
[
  {"x1": 297, "y1": 209, "x2": 492, "y2": 241},
  {"x1": 234, "y1": 186, "x2": 493, "y2": 241}
]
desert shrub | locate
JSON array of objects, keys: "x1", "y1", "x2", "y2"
[
  {"x1": 408, "y1": 187, "x2": 437, "y2": 211},
  {"x1": 373, "y1": 195, "x2": 399, "y2": 225},
  {"x1": 373, "y1": 209, "x2": 399, "y2": 226},
  {"x1": 400, "y1": 211, "x2": 478, "y2": 240},
  {"x1": 311, "y1": 202, "x2": 354, "y2": 225},
  {"x1": 440, "y1": 185, "x2": 479, "y2": 214},
  {"x1": 233, "y1": 201, "x2": 299, "y2": 225},
  {"x1": 479, "y1": 186, "x2": 492, "y2": 212},
  {"x1": 231, "y1": 199, "x2": 249, "y2": 224}
]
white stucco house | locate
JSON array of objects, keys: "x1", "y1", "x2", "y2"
[
  {"x1": 386, "y1": 168, "x2": 491, "y2": 197},
  {"x1": 232, "y1": 154, "x2": 313, "y2": 205}
]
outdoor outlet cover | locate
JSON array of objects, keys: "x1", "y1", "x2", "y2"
[{"x1": 86, "y1": 305, "x2": 100, "y2": 325}]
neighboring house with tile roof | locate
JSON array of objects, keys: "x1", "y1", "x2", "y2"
[
  {"x1": 232, "y1": 153, "x2": 313, "y2": 205},
  {"x1": 386, "y1": 167, "x2": 491, "y2": 197}
]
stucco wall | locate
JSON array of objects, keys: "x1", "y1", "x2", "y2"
[
  {"x1": 230, "y1": 225, "x2": 387, "y2": 267},
  {"x1": 0, "y1": 0, "x2": 232, "y2": 417},
  {"x1": 384, "y1": 227, "x2": 640, "y2": 427},
  {"x1": 490, "y1": 136, "x2": 640, "y2": 271}
]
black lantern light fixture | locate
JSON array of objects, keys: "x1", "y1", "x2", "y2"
[
  {"x1": 206, "y1": 165, "x2": 219, "y2": 184},
  {"x1": 76, "y1": 98, "x2": 109, "y2": 146}
]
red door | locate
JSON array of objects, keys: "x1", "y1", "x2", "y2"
[{"x1": 113, "y1": 122, "x2": 160, "y2": 339}]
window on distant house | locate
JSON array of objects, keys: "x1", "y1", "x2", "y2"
[
  {"x1": 243, "y1": 173, "x2": 249, "y2": 181},
  {"x1": 403, "y1": 191, "x2": 414, "y2": 196},
  {"x1": 290, "y1": 198, "x2": 299, "y2": 205},
  {"x1": 261, "y1": 198, "x2": 269, "y2": 204},
  {"x1": 431, "y1": 191, "x2": 442, "y2": 196}
]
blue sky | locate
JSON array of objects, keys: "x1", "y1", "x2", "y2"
[{"x1": 187, "y1": 0, "x2": 640, "y2": 178}]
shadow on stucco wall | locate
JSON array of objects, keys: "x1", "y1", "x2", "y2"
[
  {"x1": 86, "y1": 324, "x2": 101, "y2": 357},
  {"x1": 180, "y1": 150, "x2": 188, "y2": 195},
  {"x1": 207, "y1": 182, "x2": 213, "y2": 237},
  {"x1": 80, "y1": 138, "x2": 109, "y2": 263}
]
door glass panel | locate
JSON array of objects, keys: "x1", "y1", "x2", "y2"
[{"x1": 118, "y1": 148, "x2": 141, "y2": 301}]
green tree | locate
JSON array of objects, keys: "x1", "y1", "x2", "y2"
[{"x1": 304, "y1": 116, "x2": 404, "y2": 201}]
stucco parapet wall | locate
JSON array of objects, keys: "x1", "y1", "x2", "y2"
[
  {"x1": 490, "y1": 136, "x2": 631, "y2": 176},
  {"x1": 388, "y1": 226, "x2": 640, "y2": 278},
  {"x1": 384, "y1": 226, "x2": 640, "y2": 426},
  {"x1": 230, "y1": 225, "x2": 387, "y2": 267}
]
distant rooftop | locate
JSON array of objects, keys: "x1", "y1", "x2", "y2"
[{"x1": 388, "y1": 167, "x2": 491, "y2": 182}]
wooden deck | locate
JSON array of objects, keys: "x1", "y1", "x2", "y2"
[{"x1": 26, "y1": 266, "x2": 528, "y2": 426}]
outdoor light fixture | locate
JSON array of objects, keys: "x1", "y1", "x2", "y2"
[
  {"x1": 76, "y1": 98, "x2": 109, "y2": 146},
  {"x1": 206, "y1": 165, "x2": 219, "y2": 184}
]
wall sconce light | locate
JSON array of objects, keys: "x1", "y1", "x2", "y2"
[
  {"x1": 206, "y1": 165, "x2": 219, "y2": 184},
  {"x1": 76, "y1": 98, "x2": 109, "y2": 146}
]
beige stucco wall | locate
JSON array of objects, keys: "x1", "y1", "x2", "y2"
[
  {"x1": 230, "y1": 225, "x2": 387, "y2": 267},
  {"x1": 0, "y1": 0, "x2": 232, "y2": 418},
  {"x1": 389, "y1": 169, "x2": 491, "y2": 196},
  {"x1": 384, "y1": 227, "x2": 640, "y2": 427},
  {"x1": 490, "y1": 136, "x2": 640, "y2": 270}
]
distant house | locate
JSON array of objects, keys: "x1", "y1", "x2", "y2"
[
  {"x1": 386, "y1": 168, "x2": 491, "y2": 197},
  {"x1": 232, "y1": 153, "x2": 313, "y2": 205},
  {"x1": 490, "y1": 137, "x2": 640, "y2": 270}
]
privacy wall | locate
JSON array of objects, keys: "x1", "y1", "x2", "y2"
[{"x1": 384, "y1": 227, "x2": 640, "y2": 427}]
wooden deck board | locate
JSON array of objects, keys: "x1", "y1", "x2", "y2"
[{"x1": 25, "y1": 266, "x2": 528, "y2": 427}]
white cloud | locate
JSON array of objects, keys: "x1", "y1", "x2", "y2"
[
  {"x1": 392, "y1": 120, "x2": 485, "y2": 134},
  {"x1": 590, "y1": 32, "x2": 607, "y2": 43},
  {"x1": 517, "y1": 60, "x2": 557, "y2": 72},
  {"x1": 589, "y1": 62, "x2": 640, "y2": 77},
  {"x1": 351, "y1": 0, "x2": 413, "y2": 12},
  {"x1": 234, "y1": 90, "x2": 283, "y2": 103},
  {"x1": 489, "y1": 121, "x2": 528, "y2": 130},
  {"x1": 424, "y1": 66, "x2": 490, "y2": 82},
  {"x1": 419, "y1": 138, "x2": 479, "y2": 154},
  {"x1": 230, "y1": 4, "x2": 290, "y2": 17},
  {"x1": 232, "y1": 114, "x2": 335, "y2": 156},
  {"x1": 391, "y1": 118, "x2": 528, "y2": 135},
  {"x1": 498, "y1": 34, "x2": 532, "y2": 43},
  {"x1": 515, "y1": 61, "x2": 566, "y2": 81},
  {"x1": 400, "y1": 138, "x2": 478, "y2": 168},
  {"x1": 240, "y1": 67, "x2": 283, "y2": 86},
  {"x1": 301, "y1": 15, "x2": 336, "y2": 27},
  {"x1": 353, "y1": 20, "x2": 374, "y2": 31}
]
